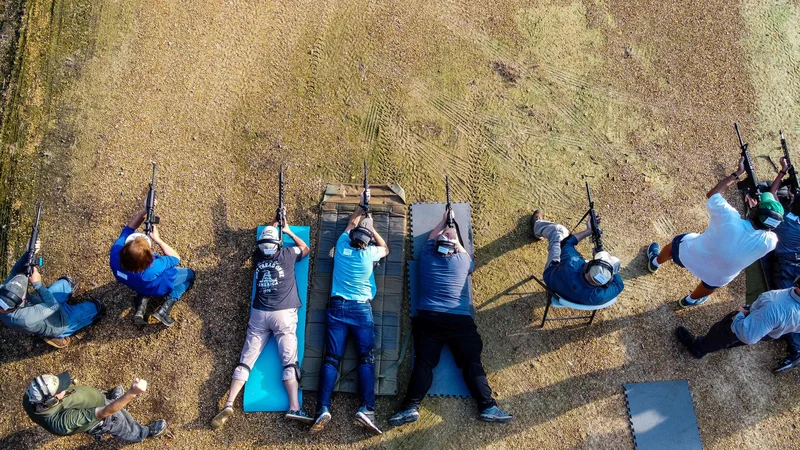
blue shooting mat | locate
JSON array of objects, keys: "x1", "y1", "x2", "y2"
[
  {"x1": 409, "y1": 202, "x2": 474, "y2": 398},
  {"x1": 624, "y1": 381, "x2": 703, "y2": 450},
  {"x1": 242, "y1": 225, "x2": 310, "y2": 413}
]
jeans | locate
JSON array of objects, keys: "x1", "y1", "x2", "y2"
[
  {"x1": 167, "y1": 268, "x2": 195, "y2": 301},
  {"x1": 402, "y1": 310, "x2": 497, "y2": 412},
  {"x1": 51, "y1": 279, "x2": 101, "y2": 338},
  {"x1": 88, "y1": 409, "x2": 149, "y2": 443},
  {"x1": 317, "y1": 299, "x2": 375, "y2": 412},
  {"x1": 694, "y1": 311, "x2": 772, "y2": 356}
]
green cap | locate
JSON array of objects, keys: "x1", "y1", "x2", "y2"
[{"x1": 760, "y1": 192, "x2": 784, "y2": 215}]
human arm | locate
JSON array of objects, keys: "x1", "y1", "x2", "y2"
[
  {"x1": 731, "y1": 298, "x2": 777, "y2": 345},
  {"x1": 22, "y1": 268, "x2": 60, "y2": 322},
  {"x1": 369, "y1": 223, "x2": 389, "y2": 259},
  {"x1": 707, "y1": 157, "x2": 746, "y2": 199},
  {"x1": 126, "y1": 208, "x2": 147, "y2": 230},
  {"x1": 277, "y1": 215, "x2": 310, "y2": 258},
  {"x1": 344, "y1": 189, "x2": 370, "y2": 233},
  {"x1": 94, "y1": 379, "x2": 147, "y2": 420},
  {"x1": 769, "y1": 157, "x2": 790, "y2": 197},
  {"x1": 589, "y1": 274, "x2": 624, "y2": 305},
  {"x1": 428, "y1": 212, "x2": 448, "y2": 240},
  {"x1": 573, "y1": 213, "x2": 602, "y2": 246},
  {"x1": 149, "y1": 226, "x2": 180, "y2": 259}
]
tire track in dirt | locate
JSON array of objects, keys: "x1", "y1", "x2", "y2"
[
  {"x1": 651, "y1": 215, "x2": 677, "y2": 238},
  {"x1": 307, "y1": 0, "x2": 334, "y2": 97}
]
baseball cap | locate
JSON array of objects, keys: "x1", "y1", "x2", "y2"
[
  {"x1": 0, "y1": 274, "x2": 29, "y2": 311},
  {"x1": 756, "y1": 192, "x2": 785, "y2": 228},
  {"x1": 349, "y1": 218, "x2": 374, "y2": 247},
  {"x1": 586, "y1": 251, "x2": 616, "y2": 286},
  {"x1": 26, "y1": 372, "x2": 72, "y2": 404},
  {"x1": 124, "y1": 232, "x2": 152, "y2": 247},
  {"x1": 258, "y1": 226, "x2": 281, "y2": 255}
]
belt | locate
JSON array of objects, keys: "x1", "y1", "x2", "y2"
[{"x1": 330, "y1": 296, "x2": 370, "y2": 304}]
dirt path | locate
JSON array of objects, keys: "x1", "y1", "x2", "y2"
[{"x1": 1, "y1": 0, "x2": 800, "y2": 448}]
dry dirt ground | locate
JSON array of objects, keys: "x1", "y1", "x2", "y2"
[{"x1": 1, "y1": 0, "x2": 800, "y2": 449}]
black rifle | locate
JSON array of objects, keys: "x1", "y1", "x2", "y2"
[
  {"x1": 144, "y1": 163, "x2": 160, "y2": 236},
  {"x1": 585, "y1": 182, "x2": 604, "y2": 253},
  {"x1": 445, "y1": 175, "x2": 465, "y2": 247},
  {"x1": 362, "y1": 160, "x2": 371, "y2": 217},
  {"x1": 780, "y1": 130, "x2": 800, "y2": 196},
  {"x1": 25, "y1": 203, "x2": 43, "y2": 276},
  {"x1": 277, "y1": 165, "x2": 286, "y2": 239},
  {"x1": 735, "y1": 123, "x2": 760, "y2": 199}
]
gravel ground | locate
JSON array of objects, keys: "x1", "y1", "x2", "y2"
[{"x1": 1, "y1": 0, "x2": 800, "y2": 449}]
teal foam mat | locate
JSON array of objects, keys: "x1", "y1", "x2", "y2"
[{"x1": 243, "y1": 225, "x2": 310, "y2": 412}]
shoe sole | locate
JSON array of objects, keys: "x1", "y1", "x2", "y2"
[
  {"x1": 310, "y1": 414, "x2": 330, "y2": 434},
  {"x1": 42, "y1": 338, "x2": 69, "y2": 349},
  {"x1": 389, "y1": 414, "x2": 419, "y2": 427},
  {"x1": 355, "y1": 412, "x2": 383, "y2": 435},
  {"x1": 134, "y1": 315, "x2": 148, "y2": 326},
  {"x1": 150, "y1": 426, "x2": 167, "y2": 438},
  {"x1": 647, "y1": 262, "x2": 658, "y2": 273},
  {"x1": 678, "y1": 298, "x2": 707, "y2": 309},
  {"x1": 211, "y1": 410, "x2": 233, "y2": 430},
  {"x1": 478, "y1": 416, "x2": 513, "y2": 424},
  {"x1": 152, "y1": 313, "x2": 175, "y2": 327},
  {"x1": 286, "y1": 414, "x2": 315, "y2": 425},
  {"x1": 774, "y1": 361, "x2": 800, "y2": 373}
]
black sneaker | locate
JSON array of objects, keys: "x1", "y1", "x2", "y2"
[
  {"x1": 147, "y1": 419, "x2": 167, "y2": 438},
  {"x1": 676, "y1": 326, "x2": 704, "y2": 359},
  {"x1": 774, "y1": 353, "x2": 800, "y2": 373},
  {"x1": 530, "y1": 210, "x2": 544, "y2": 241}
]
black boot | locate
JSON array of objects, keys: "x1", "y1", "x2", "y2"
[
  {"x1": 152, "y1": 298, "x2": 178, "y2": 327},
  {"x1": 134, "y1": 296, "x2": 150, "y2": 326}
]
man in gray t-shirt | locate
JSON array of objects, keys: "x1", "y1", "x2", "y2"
[{"x1": 389, "y1": 211, "x2": 512, "y2": 428}]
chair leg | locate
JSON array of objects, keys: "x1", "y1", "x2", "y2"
[
  {"x1": 540, "y1": 297, "x2": 552, "y2": 328},
  {"x1": 588, "y1": 310, "x2": 597, "y2": 325}
]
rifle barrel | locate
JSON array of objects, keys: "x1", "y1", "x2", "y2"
[{"x1": 735, "y1": 123, "x2": 745, "y2": 148}]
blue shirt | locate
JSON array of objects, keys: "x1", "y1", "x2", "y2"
[
  {"x1": 0, "y1": 254, "x2": 68, "y2": 337},
  {"x1": 330, "y1": 232, "x2": 383, "y2": 301},
  {"x1": 774, "y1": 213, "x2": 800, "y2": 256},
  {"x1": 543, "y1": 235, "x2": 624, "y2": 305},
  {"x1": 731, "y1": 288, "x2": 800, "y2": 344},
  {"x1": 418, "y1": 240, "x2": 474, "y2": 316},
  {"x1": 109, "y1": 226, "x2": 179, "y2": 296}
]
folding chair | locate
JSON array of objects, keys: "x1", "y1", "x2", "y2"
[{"x1": 529, "y1": 274, "x2": 617, "y2": 327}]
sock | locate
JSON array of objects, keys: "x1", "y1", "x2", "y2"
[{"x1": 650, "y1": 257, "x2": 660, "y2": 268}]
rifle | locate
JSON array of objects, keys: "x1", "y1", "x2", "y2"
[
  {"x1": 144, "y1": 163, "x2": 160, "y2": 236},
  {"x1": 362, "y1": 160, "x2": 370, "y2": 217},
  {"x1": 585, "y1": 182, "x2": 604, "y2": 253},
  {"x1": 734, "y1": 123, "x2": 760, "y2": 199},
  {"x1": 25, "y1": 203, "x2": 43, "y2": 276},
  {"x1": 277, "y1": 165, "x2": 286, "y2": 239},
  {"x1": 445, "y1": 175, "x2": 465, "y2": 247},
  {"x1": 780, "y1": 130, "x2": 800, "y2": 195}
]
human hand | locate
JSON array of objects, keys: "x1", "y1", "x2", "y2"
[
  {"x1": 26, "y1": 238, "x2": 41, "y2": 254},
  {"x1": 28, "y1": 266, "x2": 41, "y2": 284},
  {"x1": 129, "y1": 378, "x2": 147, "y2": 395},
  {"x1": 142, "y1": 198, "x2": 157, "y2": 211},
  {"x1": 737, "y1": 157, "x2": 746, "y2": 177},
  {"x1": 780, "y1": 157, "x2": 790, "y2": 173},
  {"x1": 150, "y1": 225, "x2": 161, "y2": 242},
  {"x1": 361, "y1": 188, "x2": 371, "y2": 205},
  {"x1": 736, "y1": 306, "x2": 750, "y2": 316},
  {"x1": 745, "y1": 195, "x2": 757, "y2": 208}
]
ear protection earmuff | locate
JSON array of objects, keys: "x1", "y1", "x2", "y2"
[
  {"x1": 751, "y1": 207, "x2": 784, "y2": 229},
  {"x1": 583, "y1": 258, "x2": 615, "y2": 285}
]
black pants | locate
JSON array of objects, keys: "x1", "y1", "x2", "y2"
[
  {"x1": 88, "y1": 409, "x2": 149, "y2": 443},
  {"x1": 401, "y1": 310, "x2": 497, "y2": 412},
  {"x1": 694, "y1": 311, "x2": 771, "y2": 356}
]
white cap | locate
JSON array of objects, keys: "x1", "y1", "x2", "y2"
[
  {"x1": 124, "y1": 233, "x2": 152, "y2": 247},
  {"x1": 258, "y1": 226, "x2": 281, "y2": 255}
]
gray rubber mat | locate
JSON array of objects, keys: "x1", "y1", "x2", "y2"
[
  {"x1": 300, "y1": 184, "x2": 406, "y2": 396},
  {"x1": 409, "y1": 202, "x2": 474, "y2": 397},
  {"x1": 624, "y1": 381, "x2": 703, "y2": 450}
]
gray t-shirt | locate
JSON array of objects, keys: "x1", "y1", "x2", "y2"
[
  {"x1": 253, "y1": 246, "x2": 303, "y2": 311},
  {"x1": 418, "y1": 240, "x2": 474, "y2": 316}
]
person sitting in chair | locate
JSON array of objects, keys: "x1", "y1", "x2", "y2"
[{"x1": 530, "y1": 210, "x2": 624, "y2": 305}]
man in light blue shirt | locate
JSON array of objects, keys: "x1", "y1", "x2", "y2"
[
  {"x1": 312, "y1": 189, "x2": 388, "y2": 436},
  {"x1": 675, "y1": 280, "x2": 800, "y2": 360}
]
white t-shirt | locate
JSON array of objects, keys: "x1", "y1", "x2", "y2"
[{"x1": 678, "y1": 193, "x2": 777, "y2": 287}]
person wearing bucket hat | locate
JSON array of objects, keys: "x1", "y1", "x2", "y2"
[
  {"x1": 311, "y1": 188, "x2": 389, "y2": 436},
  {"x1": 23, "y1": 371, "x2": 166, "y2": 442},
  {"x1": 0, "y1": 239, "x2": 104, "y2": 349},
  {"x1": 211, "y1": 209, "x2": 313, "y2": 430},
  {"x1": 647, "y1": 157, "x2": 780, "y2": 308},
  {"x1": 530, "y1": 210, "x2": 624, "y2": 306},
  {"x1": 109, "y1": 199, "x2": 195, "y2": 327}
]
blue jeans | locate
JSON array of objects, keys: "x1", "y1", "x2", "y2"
[
  {"x1": 51, "y1": 279, "x2": 100, "y2": 338},
  {"x1": 317, "y1": 299, "x2": 375, "y2": 412},
  {"x1": 167, "y1": 268, "x2": 195, "y2": 301}
]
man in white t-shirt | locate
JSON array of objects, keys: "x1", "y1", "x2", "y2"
[{"x1": 646, "y1": 158, "x2": 783, "y2": 307}]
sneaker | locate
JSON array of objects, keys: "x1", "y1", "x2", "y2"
[
  {"x1": 42, "y1": 336, "x2": 72, "y2": 349},
  {"x1": 530, "y1": 210, "x2": 544, "y2": 241},
  {"x1": 211, "y1": 406, "x2": 233, "y2": 430},
  {"x1": 310, "y1": 408, "x2": 331, "y2": 434},
  {"x1": 773, "y1": 353, "x2": 800, "y2": 373},
  {"x1": 389, "y1": 408, "x2": 420, "y2": 427},
  {"x1": 106, "y1": 386, "x2": 124, "y2": 401},
  {"x1": 679, "y1": 295, "x2": 709, "y2": 308},
  {"x1": 647, "y1": 242, "x2": 660, "y2": 273},
  {"x1": 355, "y1": 406, "x2": 383, "y2": 435},
  {"x1": 676, "y1": 326, "x2": 704, "y2": 358},
  {"x1": 286, "y1": 409, "x2": 314, "y2": 424},
  {"x1": 147, "y1": 419, "x2": 167, "y2": 438},
  {"x1": 478, "y1": 405, "x2": 513, "y2": 423}
]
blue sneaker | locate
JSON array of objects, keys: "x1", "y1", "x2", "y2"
[
  {"x1": 286, "y1": 409, "x2": 314, "y2": 424},
  {"x1": 478, "y1": 406, "x2": 513, "y2": 423},
  {"x1": 647, "y1": 242, "x2": 661, "y2": 273},
  {"x1": 389, "y1": 408, "x2": 420, "y2": 427},
  {"x1": 355, "y1": 406, "x2": 382, "y2": 435},
  {"x1": 310, "y1": 407, "x2": 331, "y2": 434},
  {"x1": 679, "y1": 295, "x2": 709, "y2": 308}
]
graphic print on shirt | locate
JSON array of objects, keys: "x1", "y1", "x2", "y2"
[{"x1": 257, "y1": 259, "x2": 286, "y2": 294}]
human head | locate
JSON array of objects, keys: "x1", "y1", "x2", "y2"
[
  {"x1": 0, "y1": 274, "x2": 29, "y2": 313},
  {"x1": 257, "y1": 226, "x2": 282, "y2": 256},
  {"x1": 584, "y1": 251, "x2": 619, "y2": 287},
  {"x1": 349, "y1": 218, "x2": 373, "y2": 250},
  {"x1": 119, "y1": 234, "x2": 154, "y2": 272},
  {"x1": 750, "y1": 192, "x2": 784, "y2": 230},
  {"x1": 26, "y1": 372, "x2": 72, "y2": 407},
  {"x1": 436, "y1": 228, "x2": 459, "y2": 256}
]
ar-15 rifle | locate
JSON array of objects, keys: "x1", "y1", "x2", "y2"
[
  {"x1": 735, "y1": 123, "x2": 761, "y2": 199},
  {"x1": 445, "y1": 175, "x2": 465, "y2": 247},
  {"x1": 780, "y1": 130, "x2": 800, "y2": 196},
  {"x1": 25, "y1": 203, "x2": 43, "y2": 276},
  {"x1": 585, "y1": 182, "x2": 604, "y2": 253},
  {"x1": 144, "y1": 163, "x2": 160, "y2": 236},
  {"x1": 362, "y1": 160, "x2": 371, "y2": 218},
  {"x1": 276, "y1": 165, "x2": 286, "y2": 239}
]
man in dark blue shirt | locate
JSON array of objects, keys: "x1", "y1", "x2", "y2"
[
  {"x1": 531, "y1": 210, "x2": 624, "y2": 305},
  {"x1": 389, "y1": 211, "x2": 512, "y2": 428}
]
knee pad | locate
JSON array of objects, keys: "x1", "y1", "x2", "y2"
[
  {"x1": 358, "y1": 351, "x2": 374, "y2": 366},
  {"x1": 283, "y1": 362, "x2": 301, "y2": 382},
  {"x1": 323, "y1": 354, "x2": 342, "y2": 370},
  {"x1": 232, "y1": 363, "x2": 251, "y2": 381}
]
